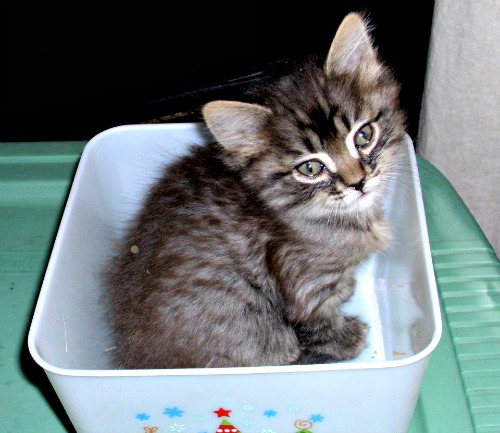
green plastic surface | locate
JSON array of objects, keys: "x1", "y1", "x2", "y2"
[
  {"x1": 0, "y1": 142, "x2": 499, "y2": 433},
  {"x1": 414, "y1": 160, "x2": 500, "y2": 433}
]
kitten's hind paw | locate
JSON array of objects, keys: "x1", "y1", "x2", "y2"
[
  {"x1": 297, "y1": 315, "x2": 368, "y2": 363},
  {"x1": 334, "y1": 315, "x2": 369, "y2": 360},
  {"x1": 293, "y1": 349, "x2": 338, "y2": 365}
]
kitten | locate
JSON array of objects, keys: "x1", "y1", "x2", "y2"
[{"x1": 105, "y1": 12, "x2": 406, "y2": 369}]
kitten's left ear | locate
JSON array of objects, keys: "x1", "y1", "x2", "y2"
[
  {"x1": 325, "y1": 12, "x2": 382, "y2": 80},
  {"x1": 202, "y1": 100, "x2": 271, "y2": 167}
]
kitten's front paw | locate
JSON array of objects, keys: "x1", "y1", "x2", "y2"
[
  {"x1": 263, "y1": 331, "x2": 301, "y2": 366},
  {"x1": 287, "y1": 346, "x2": 302, "y2": 364},
  {"x1": 336, "y1": 273, "x2": 356, "y2": 302}
]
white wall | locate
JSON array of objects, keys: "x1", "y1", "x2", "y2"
[{"x1": 418, "y1": 0, "x2": 500, "y2": 257}]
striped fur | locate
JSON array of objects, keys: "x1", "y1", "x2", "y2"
[{"x1": 105, "y1": 13, "x2": 407, "y2": 368}]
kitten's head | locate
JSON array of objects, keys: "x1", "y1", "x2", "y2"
[{"x1": 203, "y1": 13, "x2": 406, "y2": 227}]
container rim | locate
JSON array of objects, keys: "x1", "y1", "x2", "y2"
[{"x1": 28, "y1": 331, "x2": 442, "y2": 377}]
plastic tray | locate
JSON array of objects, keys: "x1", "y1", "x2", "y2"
[{"x1": 1, "y1": 134, "x2": 499, "y2": 432}]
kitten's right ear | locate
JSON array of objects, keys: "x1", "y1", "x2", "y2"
[{"x1": 202, "y1": 100, "x2": 271, "y2": 166}]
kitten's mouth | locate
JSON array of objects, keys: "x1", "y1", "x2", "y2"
[
  {"x1": 348, "y1": 186, "x2": 377, "y2": 209},
  {"x1": 350, "y1": 185, "x2": 368, "y2": 197},
  {"x1": 355, "y1": 190, "x2": 370, "y2": 203},
  {"x1": 354, "y1": 177, "x2": 379, "y2": 198}
]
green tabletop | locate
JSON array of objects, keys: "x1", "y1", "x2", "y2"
[{"x1": 1, "y1": 141, "x2": 499, "y2": 433}]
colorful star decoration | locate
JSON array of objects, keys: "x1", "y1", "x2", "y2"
[
  {"x1": 213, "y1": 407, "x2": 232, "y2": 418},
  {"x1": 163, "y1": 407, "x2": 184, "y2": 418},
  {"x1": 310, "y1": 414, "x2": 325, "y2": 422}
]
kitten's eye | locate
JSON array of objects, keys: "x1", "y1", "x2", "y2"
[
  {"x1": 354, "y1": 123, "x2": 373, "y2": 148},
  {"x1": 296, "y1": 160, "x2": 324, "y2": 176}
]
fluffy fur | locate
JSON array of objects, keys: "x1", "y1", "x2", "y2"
[{"x1": 105, "y1": 13, "x2": 406, "y2": 369}]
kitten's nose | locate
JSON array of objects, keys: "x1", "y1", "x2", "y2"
[
  {"x1": 350, "y1": 178, "x2": 365, "y2": 192},
  {"x1": 339, "y1": 166, "x2": 365, "y2": 191},
  {"x1": 335, "y1": 152, "x2": 365, "y2": 191}
]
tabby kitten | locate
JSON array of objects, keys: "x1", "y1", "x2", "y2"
[{"x1": 105, "y1": 12, "x2": 406, "y2": 369}]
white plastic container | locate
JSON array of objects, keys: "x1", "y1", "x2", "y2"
[{"x1": 28, "y1": 123, "x2": 442, "y2": 433}]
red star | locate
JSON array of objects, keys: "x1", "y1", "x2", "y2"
[{"x1": 213, "y1": 407, "x2": 232, "y2": 417}]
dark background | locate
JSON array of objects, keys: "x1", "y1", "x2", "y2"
[{"x1": 1, "y1": 1, "x2": 435, "y2": 144}]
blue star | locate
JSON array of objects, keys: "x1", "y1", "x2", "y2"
[
  {"x1": 309, "y1": 414, "x2": 325, "y2": 422},
  {"x1": 263, "y1": 409, "x2": 278, "y2": 417},
  {"x1": 135, "y1": 413, "x2": 150, "y2": 421},
  {"x1": 163, "y1": 407, "x2": 184, "y2": 418}
]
